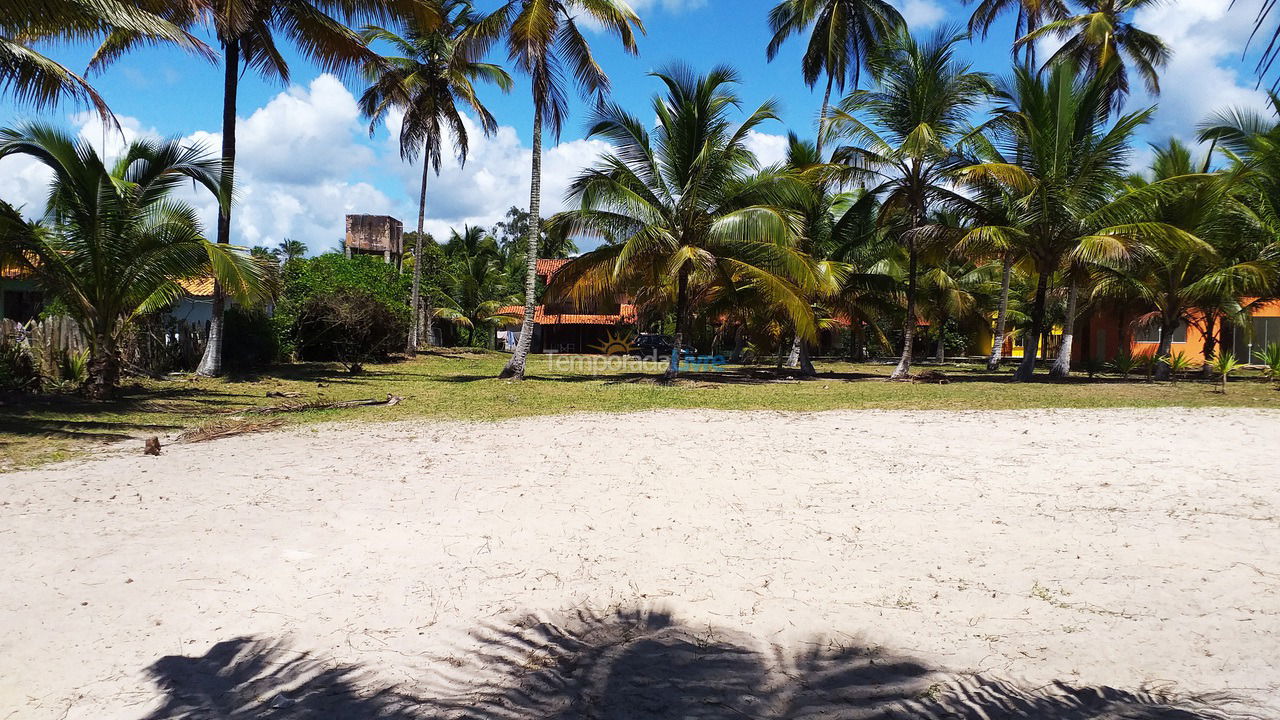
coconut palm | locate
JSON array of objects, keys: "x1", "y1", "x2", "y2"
[
  {"x1": 439, "y1": 225, "x2": 518, "y2": 347},
  {"x1": 92, "y1": 0, "x2": 440, "y2": 377},
  {"x1": 916, "y1": 259, "x2": 1000, "y2": 363},
  {"x1": 274, "y1": 238, "x2": 308, "y2": 263},
  {"x1": 826, "y1": 28, "x2": 994, "y2": 379},
  {"x1": 359, "y1": 1, "x2": 512, "y2": 352},
  {"x1": 963, "y1": 0, "x2": 1069, "y2": 67},
  {"x1": 765, "y1": 0, "x2": 903, "y2": 157},
  {"x1": 1, "y1": 0, "x2": 210, "y2": 123},
  {"x1": 1091, "y1": 140, "x2": 1276, "y2": 379},
  {"x1": 960, "y1": 62, "x2": 1197, "y2": 381},
  {"x1": 472, "y1": 0, "x2": 643, "y2": 380},
  {"x1": 545, "y1": 66, "x2": 818, "y2": 381},
  {"x1": 0, "y1": 124, "x2": 270, "y2": 399},
  {"x1": 1016, "y1": 0, "x2": 1170, "y2": 114}
]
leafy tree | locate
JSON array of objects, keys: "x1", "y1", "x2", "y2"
[
  {"x1": 474, "y1": 0, "x2": 644, "y2": 380},
  {"x1": 1017, "y1": 0, "x2": 1169, "y2": 113},
  {"x1": 827, "y1": 28, "x2": 993, "y2": 379},
  {"x1": 359, "y1": 0, "x2": 511, "y2": 351},
  {"x1": 274, "y1": 253, "x2": 412, "y2": 358},
  {"x1": 92, "y1": 0, "x2": 439, "y2": 377},
  {"x1": 438, "y1": 225, "x2": 517, "y2": 347},
  {"x1": 0, "y1": 124, "x2": 270, "y2": 398},
  {"x1": 546, "y1": 66, "x2": 817, "y2": 380},
  {"x1": 1, "y1": 0, "x2": 209, "y2": 123}
]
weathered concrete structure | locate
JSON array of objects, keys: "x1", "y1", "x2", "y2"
[{"x1": 344, "y1": 214, "x2": 404, "y2": 266}]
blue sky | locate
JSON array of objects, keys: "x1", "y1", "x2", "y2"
[{"x1": 1, "y1": 0, "x2": 1275, "y2": 254}]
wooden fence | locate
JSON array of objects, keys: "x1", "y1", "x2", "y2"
[{"x1": 1, "y1": 315, "x2": 208, "y2": 377}]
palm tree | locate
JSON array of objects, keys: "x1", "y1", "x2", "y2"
[
  {"x1": 438, "y1": 225, "x2": 517, "y2": 346},
  {"x1": 545, "y1": 66, "x2": 818, "y2": 381},
  {"x1": 765, "y1": 0, "x2": 903, "y2": 157},
  {"x1": 917, "y1": 259, "x2": 1000, "y2": 362},
  {"x1": 961, "y1": 62, "x2": 1195, "y2": 381},
  {"x1": 1, "y1": 0, "x2": 210, "y2": 123},
  {"x1": 963, "y1": 0, "x2": 1068, "y2": 67},
  {"x1": 359, "y1": 1, "x2": 512, "y2": 352},
  {"x1": 827, "y1": 28, "x2": 993, "y2": 380},
  {"x1": 274, "y1": 238, "x2": 308, "y2": 263},
  {"x1": 475, "y1": 0, "x2": 644, "y2": 380},
  {"x1": 1016, "y1": 0, "x2": 1169, "y2": 114},
  {"x1": 0, "y1": 124, "x2": 270, "y2": 398},
  {"x1": 1092, "y1": 140, "x2": 1276, "y2": 379},
  {"x1": 92, "y1": 0, "x2": 440, "y2": 377},
  {"x1": 766, "y1": 1, "x2": 902, "y2": 374}
]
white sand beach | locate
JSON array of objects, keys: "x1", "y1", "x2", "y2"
[{"x1": 2, "y1": 408, "x2": 1279, "y2": 719}]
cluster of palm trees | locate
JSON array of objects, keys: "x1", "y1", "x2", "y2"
[
  {"x1": 543, "y1": 0, "x2": 1280, "y2": 381},
  {"x1": 2, "y1": 0, "x2": 1279, "y2": 393}
]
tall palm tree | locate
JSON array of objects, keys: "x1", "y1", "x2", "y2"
[
  {"x1": 961, "y1": 62, "x2": 1196, "y2": 380},
  {"x1": 766, "y1": 1, "x2": 902, "y2": 374},
  {"x1": 95, "y1": 0, "x2": 440, "y2": 377},
  {"x1": 545, "y1": 66, "x2": 818, "y2": 381},
  {"x1": 963, "y1": 0, "x2": 1068, "y2": 67},
  {"x1": 765, "y1": 0, "x2": 903, "y2": 157},
  {"x1": 474, "y1": 0, "x2": 644, "y2": 380},
  {"x1": 359, "y1": 1, "x2": 512, "y2": 352},
  {"x1": 1016, "y1": 0, "x2": 1169, "y2": 114},
  {"x1": 0, "y1": 124, "x2": 271, "y2": 398},
  {"x1": 827, "y1": 28, "x2": 993, "y2": 380},
  {"x1": 1, "y1": 0, "x2": 211, "y2": 123}
]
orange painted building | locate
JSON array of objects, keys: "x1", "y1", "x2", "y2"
[{"x1": 1071, "y1": 300, "x2": 1280, "y2": 365}]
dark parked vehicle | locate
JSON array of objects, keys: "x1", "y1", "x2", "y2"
[{"x1": 629, "y1": 333, "x2": 697, "y2": 359}]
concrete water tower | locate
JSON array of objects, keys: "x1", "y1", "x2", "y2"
[{"x1": 344, "y1": 214, "x2": 404, "y2": 267}]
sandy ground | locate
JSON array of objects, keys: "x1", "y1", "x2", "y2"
[{"x1": 2, "y1": 408, "x2": 1279, "y2": 720}]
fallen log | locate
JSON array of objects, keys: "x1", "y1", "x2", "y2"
[{"x1": 244, "y1": 393, "x2": 403, "y2": 415}]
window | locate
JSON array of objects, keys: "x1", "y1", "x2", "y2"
[
  {"x1": 1134, "y1": 321, "x2": 1187, "y2": 344},
  {"x1": 1234, "y1": 316, "x2": 1280, "y2": 358}
]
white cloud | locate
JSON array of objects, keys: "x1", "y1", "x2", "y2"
[
  {"x1": 1132, "y1": 0, "x2": 1270, "y2": 143},
  {"x1": 627, "y1": 0, "x2": 707, "y2": 12},
  {"x1": 744, "y1": 130, "x2": 789, "y2": 168},
  {"x1": 893, "y1": 0, "x2": 947, "y2": 30},
  {"x1": 0, "y1": 74, "x2": 618, "y2": 256}
]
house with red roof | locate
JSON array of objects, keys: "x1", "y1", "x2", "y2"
[{"x1": 496, "y1": 258, "x2": 637, "y2": 353}]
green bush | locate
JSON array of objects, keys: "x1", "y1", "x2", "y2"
[
  {"x1": 274, "y1": 253, "x2": 412, "y2": 358},
  {"x1": 294, "y1": 289, "x2": 406, "y2": 371},
  {"x1": 0, "y1": 343, "x2": 39, "y2": 393},
  {"x1": 223, "y1": 307, "x2": 279, "y2": 370}
]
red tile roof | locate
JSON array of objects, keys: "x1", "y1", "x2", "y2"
[
  {"x1": 497, "y1": 304, "x2": 637, "y2": 327},
  {"x1": 536, "y1": 258, "x2": 570, "y2": 279}
]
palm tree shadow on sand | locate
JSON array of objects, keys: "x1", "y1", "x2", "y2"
[{"x1": 140, "y1": 607, "x2": 1256, "y2": 720}]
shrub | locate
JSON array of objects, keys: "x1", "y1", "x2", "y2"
[
  {"x1": 294, "y1": 289, "x2": 406, "y2": 371},
  {"x1": 1163, "y1": 351, "x2": 1199, "y2": 383},
  {"x1": 1256, "y1": 343, "x2": 1280, "y2": 384},
  {"x1": 0, "y1": 343, "x2": 39, "y2": 393},
  {"x1": 274, "y1": 253, "x2": 412, "y2": 358},
  {"x1": 1210, "y1": 352, "x2": 1243, "y2": 394},
  {"x1": 223, "y1": 307, "x2": 279, "y2": 370},
  {"x1": 1107, "y1": 349, "x2": 1140, "y2": 379}
]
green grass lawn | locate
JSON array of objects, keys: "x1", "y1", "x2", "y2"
[{"x1": 3, "y1": 349, "x2": 1278, "y2": 469}]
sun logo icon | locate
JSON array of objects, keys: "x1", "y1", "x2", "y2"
[{"x1": 591, "y1": 329, "x2": 636, "y2": 356}]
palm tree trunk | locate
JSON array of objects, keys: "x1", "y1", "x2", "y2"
[
  {"x1": 890, "y1": 241, "x2": 918, "y2": 380},
  {"x1": 935, "y1": 321, "x2": 946, "y2": 363},
  {"x1": 1050, "y1": 282, "x2": 1078, "y2": 379},
  {"x1": 731, "y1": 322, "x2": 745, "y2": 363},
  {"x1": 500, "y1": 110, "x2": 543, "y2": 380},
  {"x1": 408, "y1": 158, "x2": 429, "y2": 353},
  {"x1": 665, "y1": 267, "x2": 688, "y2": 381},
  {"x1": 1154, "y1": 315, "x2": 1177, "y2": 380},
  {"x1": 196, "y1": 37, "x2": 238, "y2": 378},
  {"x1": 1015, "y1": 271, "x2": 1049, "y2": 382},
  {"x1": 987, "y1": 259, "x2": 1012, "y2": 371},
  {"x1": 86, "y1": 331, "x2": 119, "y2": 401}
]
